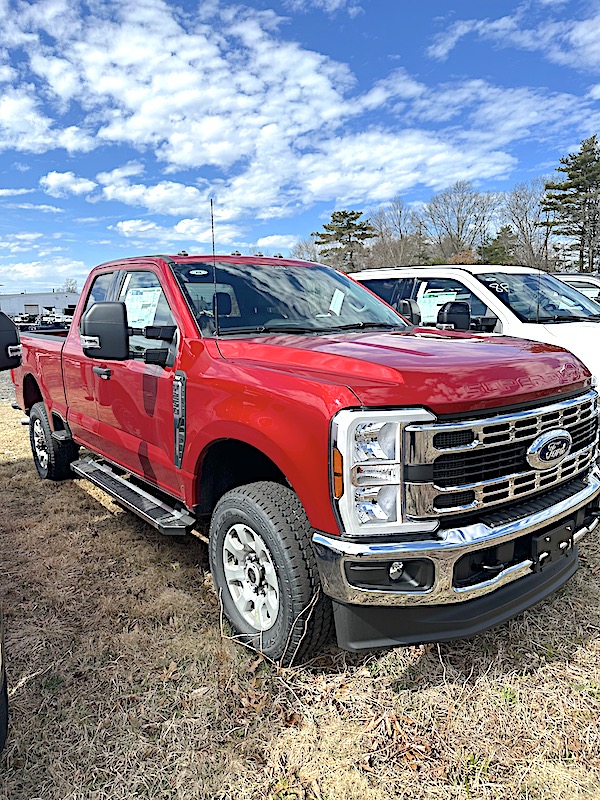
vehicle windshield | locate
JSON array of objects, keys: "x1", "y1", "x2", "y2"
[
  {"x1": 476, "y1": 271, "x2": 600, "y2": 323},
  {"x1": 171, "y1": 261, "x2": 407, "y2": 335}
]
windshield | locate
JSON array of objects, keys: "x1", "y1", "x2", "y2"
[
  {"x1": 171, "y1": 261, "x2": 407, "y2": 335},
  {"x1": 476, "y1": 271, "x2": 600, "y2": 323}
]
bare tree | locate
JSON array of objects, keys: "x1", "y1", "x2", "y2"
[
  {"x1": 60, "y1": 278, "x2": 78, "y2": 293},
  {"x1": 501, "y1": 177, "x2": 553, "y2": 269},
  {"x1": 424, "y1": 181, "x2": 500, "y2": 261},
  {"x1": 366, "y1": 196, "x2": 424, "y2": 267},
  {"x1": 289, "y1": 237, "x2": 322, "y2": 262}
]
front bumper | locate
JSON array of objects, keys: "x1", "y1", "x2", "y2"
[{"x1": 312, "y1": 470, "x2": 600, "y2": 649}]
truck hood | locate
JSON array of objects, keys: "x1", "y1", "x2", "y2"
[
  {"x1": 215, "y1": 329, "x2": 591, "y2": 415},
  {"x1": 519, "y1": 320, "x2": 600, "y2": 384}
]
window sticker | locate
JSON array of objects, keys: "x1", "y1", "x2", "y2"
[
  {"x1": 125, "y1": 287, "x2": 163, "y2": 328},
  {"x1": 417, "y1": 289, "x2": 457, "y2": 323},
  {"x1": 329, "y1": 288, "x2": 345, "y2": 316}
]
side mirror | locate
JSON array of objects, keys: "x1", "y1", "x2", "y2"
[
  {"x1": 472, "y1": 315, "x2": 498, "y2": 333},
  {"x1": 144, "y1": 348, "x2": 169, "y2": 367},
  {"x1": 80, "y1": 302, "x2": 129, "y2": 360},
  {"x1": 437, "y1": 301, "x2": 471, "y2": 331},
  {"x1": 144, "y1": 325, "x2": 176, "y2": 342},
  {"x1": 397, "y1": 299, "x2": 421, "y2": 325},
  {"x1": 0, "y1": 312, "x2": 21, "y2": 371}
]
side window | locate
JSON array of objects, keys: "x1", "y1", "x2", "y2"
[
  {"x1": 566, "y1": 279, "x2": 600, "y2": 300},
  {"x1": 118, "y1": 271, "x2": 176, "y2": 355},
  {"x1": 359, "y1": 278, "x2": 414, "y2": 309},
  {"x1": 360, "y1": 279, "x2": 396, "y2": 305},
  {"x1": 414, "y1": 278, "x2": 493, "y2": 325},
  {"x1": 82, "y1": 272, "x2": 114, "y2": 314}
]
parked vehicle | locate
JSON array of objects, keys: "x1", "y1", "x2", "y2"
[
  {"x1": 2, "y1": 256, "x2": 600, "y2": 664},
  {"x1": 354, "y1": 264, "x2": 600, "y2": 382},
  {"x1": 554, "y1": 272, "x2": 600, "y2": 304}
]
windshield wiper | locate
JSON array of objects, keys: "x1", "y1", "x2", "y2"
[
  {"x1": 534, "y1": 314, "x2": 600, "y2": 323},
  {"x1": 217, "y1": 321, "x2": 405, "y2": 335},
  {"x1": 321, "y1": 321, "x2": 405, "y2": 332},
  {"x1": 217, "y1": 323, "x2": 324, "y2": 335}
]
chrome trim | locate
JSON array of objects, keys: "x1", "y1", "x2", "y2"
[
  {"x1": 453, "y1": 560, "x2": 534, "y2": 595},
  {"x1": 80, "y1": 335, "x2": 100, "y2": 349},
  {"x1": 405, "y1": 445, "x2": 595, "y2": 516},
  {"x1": 312, "y1": 467, "x2": 600, "y2": 607},
  {"x1": 7, "y1": 345, "x2": 21, "y2": 358},
  {"x1": 404, "y1": 390, "x2": 598, "y2": 518},
  {"x1": 406, "y1": 390, "x2": 598, "y2": 463}
]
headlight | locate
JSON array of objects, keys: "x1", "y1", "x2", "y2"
[{"x1": 331, "y1": 408, "x2": 438, "y2": 537}]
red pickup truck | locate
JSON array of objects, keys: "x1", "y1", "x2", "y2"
[{"x1": 1, "y1": 254, "x2": 599, "y2": 665}]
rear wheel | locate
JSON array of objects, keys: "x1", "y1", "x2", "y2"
[
  {"x1": 29, "y1": 402, "x2": 78, "y2": 480},
  {"x1": 209, "y1": 481, "x2": 333, "y2": 666}
]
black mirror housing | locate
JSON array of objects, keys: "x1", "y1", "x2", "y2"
[
  {"x1": 144, "y1": 348, "x2": 169, "y2": 366},
  {"x1": 397, "y1": 299, "x2": 421, "y2": 325},
  {"x1": 144, "y1": 325, "x2": 176, "y2": 342},
  {"x1": 80, "y1": 302, "x2": 129, "y2": 360},
  {"x1": 437, "y1": 300, "x2": 471, "y2": 331},
  {"x1": 0, "y1": 312, "x2": 21, "y2": 371}
]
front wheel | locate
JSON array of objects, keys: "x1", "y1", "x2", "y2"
[
  {"x1": 208, "y1": 482, "x2": 333, "y2": 666},
  {"x1": 29, "y1": 402, "x2": 79, "y2": 480}
]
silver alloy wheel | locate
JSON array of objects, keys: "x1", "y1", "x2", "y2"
[
  {"x1": 222, "y1": 523, "x2": 280, "y2": 631},
  {"x1": 32, "y1": 418, "x2": 49, "y2": 469}
]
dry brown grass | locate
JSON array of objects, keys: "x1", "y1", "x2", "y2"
[{"x1": 0, "y1": 400, "x2": 599, "y2": 799}]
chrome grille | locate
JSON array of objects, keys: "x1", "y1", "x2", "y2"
[{"x1": 404, "y1": 390, "x2": 599, "y2": 518}]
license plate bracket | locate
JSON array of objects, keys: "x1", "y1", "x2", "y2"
[{"x1": 532, "y1": 520, "x2": 574, "y2": 572}]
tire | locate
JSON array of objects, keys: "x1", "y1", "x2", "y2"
[
  {"x1": 209, "y1": 481, "x2": 333, "y2": 666},
  {"x1": 29, "y1": 402, "x2": 79, "y2": 480}
]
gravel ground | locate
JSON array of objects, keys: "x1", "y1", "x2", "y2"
[{"x1": 0, "y1": 371, "x2": 15, "y2": 403}]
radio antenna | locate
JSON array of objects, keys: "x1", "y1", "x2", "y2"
[
  {"x1": 211, "y1": 198, "x2": 216, "y2": 261},
  {"x1": 211, "y1": 198, "x2": 219, "y2": 335}
]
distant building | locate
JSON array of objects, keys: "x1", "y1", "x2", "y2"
[{"x1": 0, "y1": 291, "x2": 80, "y2": 317}]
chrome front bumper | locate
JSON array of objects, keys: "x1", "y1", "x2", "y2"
[{"x1": 312, "y1": 469, "x2": 600, "y2": 607}]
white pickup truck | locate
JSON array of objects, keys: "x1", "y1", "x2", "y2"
[{"x1": 354, "y1": 264, "x2": 600, "y2": 381}]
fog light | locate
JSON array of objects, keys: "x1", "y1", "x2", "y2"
[{"x1": 389, "y1": 561, "x2": 404, "y2": 581}]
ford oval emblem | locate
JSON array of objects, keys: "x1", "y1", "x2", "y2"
[{"x1": 526, "y1": 429, "x2": 572, "y2": 471}]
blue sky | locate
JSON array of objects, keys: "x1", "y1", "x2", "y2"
[{"x1": 1, "y1": 0, "x2": 600, "y2": 293}]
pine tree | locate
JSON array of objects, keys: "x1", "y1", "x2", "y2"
[
  {"x1": 542, "y1": 135, "x2": 600, "y2": 272},
  {"x1": 312, "y1": 210, "x2": 376, "y2": 272},
  {"x1": 478, "y1": 226, "x2": 519, "y2": 265}
]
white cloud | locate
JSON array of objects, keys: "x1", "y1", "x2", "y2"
[
  {"x1": 112, "y1": 217, "x2": 243, "y2": 248},
  {"x1": 6, "y1": 203, "x2": 63, "y2": 213},
  {"x1": 1, "y1": 0, "x2": 599, "y2": 258},
  {"x1": 427, "y1": 8, "x2": 600, "y2": 71},
  {"x1": 255, "y1": 234, "x2": 299, "y2": 251},
  {"x1": 0, "y1": 255, "x2": 89, "y2": 291},
  {"x1": 0, "y1": 188, "x2": 33, "y2": 196},
  {"x1": 40, "y1": 171, "x2": 97, "y2": 198},
  {"x1": 282, "y1": 0, "x2": 362, "y2": 16}
]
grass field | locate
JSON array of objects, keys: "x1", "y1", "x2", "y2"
[{"x1": 0, "y1": 400, "x2": 599, "y2": 799}]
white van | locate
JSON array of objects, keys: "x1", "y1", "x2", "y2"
[{"x1": 353, "y1": 264, "x2": 600, "y2": 380}]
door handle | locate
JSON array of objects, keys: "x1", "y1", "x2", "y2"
[{"x1": 93, "y1": 366, "x2": 112, "y2": 380}]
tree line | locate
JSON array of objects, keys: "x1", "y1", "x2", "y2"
[{"x1": 292, "y1": 135, "x2": 600, "y2": 273}]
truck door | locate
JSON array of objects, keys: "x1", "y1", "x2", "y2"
[
  {"x1": 62, "y1": 270, "x2": 117, "y2": 450},
  {"x1": 92, "y1": 269, "x2": 182, "y2": 498},
  {"x1": 411, "y1": 277, "x2": 500, "y2": 331}
]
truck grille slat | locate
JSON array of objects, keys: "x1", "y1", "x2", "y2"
[{"x1": 405, "y1": 390, "x2": 599, "y2": 517}]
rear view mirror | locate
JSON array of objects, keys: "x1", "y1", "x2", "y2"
[
  {"x1": 0, "y1": 312, "x2": 21, "y2": 371},
  {"x1": 437, "y1": 301, "x2": 471, "y2": 331},
  {"x1": 80, "y1": 302, "x2": 129, "y2": 360}
]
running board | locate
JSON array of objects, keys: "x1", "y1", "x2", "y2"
[{"x1": 71, "y1": 458, "x2": 195, "y2": 536}]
